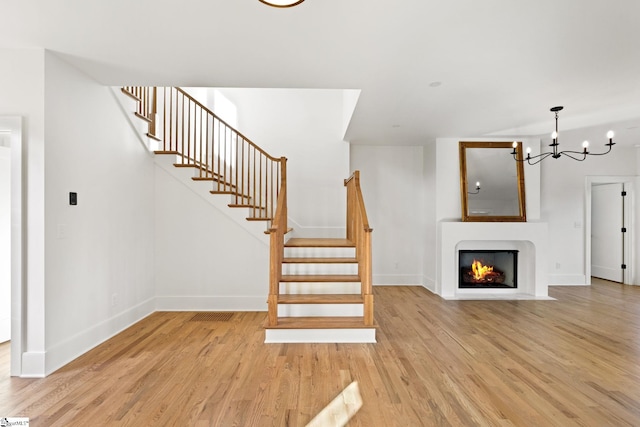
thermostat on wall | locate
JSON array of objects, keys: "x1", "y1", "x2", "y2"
[{"x1": 69, "y1": 192, "x2": 77, "y2": 205}]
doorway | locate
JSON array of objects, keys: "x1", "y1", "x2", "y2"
[{"x1": 585, "y1": 177, "x2": 633, "y2": 285}]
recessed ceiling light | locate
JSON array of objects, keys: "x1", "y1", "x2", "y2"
[{"x1": 429, "y1": 81, "x2": 442, "y2": 87}]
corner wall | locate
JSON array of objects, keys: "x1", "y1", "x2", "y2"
[
  {"x1": 350, "y1": 145, "x2": 425, "y2": 285},
  {"x1": 43, "y1": 52, "x2": 156, "y2": 374}
]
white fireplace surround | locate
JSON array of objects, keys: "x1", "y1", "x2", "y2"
[{"x1": 438, "y1": 221, "x2": 549, "y2": 299}]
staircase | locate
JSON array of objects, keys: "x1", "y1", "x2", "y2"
[
  {"x1": 121, "y1": 86, "x2": 375, "y2": 343},
  {"x1": 266, "y1": 171, "x2": 375, "y2": 343}
]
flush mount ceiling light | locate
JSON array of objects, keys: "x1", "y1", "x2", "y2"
[
  {"x1": 259, "y1": 0, "x2": 305, "y2": 7},
  {"x1": 512, "y1": 106, "x2": 615, "y2": 165}
]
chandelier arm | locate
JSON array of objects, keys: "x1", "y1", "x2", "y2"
[
  {"x1": 580, "y1": 144, "x2": 614, "y2": 156},
  {"x1": 526, "y1": 152, "x2": 555, "y2": 165},
  {"x1": 557, "y1": 151, "x2": 587, "y2": 161}
]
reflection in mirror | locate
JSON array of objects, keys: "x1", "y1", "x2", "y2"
[{"x1": 459, "y1": 141, "x2": 526, "y2": 222}]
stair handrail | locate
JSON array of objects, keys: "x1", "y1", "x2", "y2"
[
  {"x1": 344, "y1": 171, "x2": 374, "y2": 326},
  {"x1": 266, "y1": 158, "x2": 287, "y2": 326},
  {"x1": 122, "y1": 86, "x2": 284, "y2": 222}
]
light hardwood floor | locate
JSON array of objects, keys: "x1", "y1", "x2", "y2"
[{"x1": 1, "y1": 279, "x2": 640, "y2": 426}]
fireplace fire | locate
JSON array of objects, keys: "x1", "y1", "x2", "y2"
[
  {"x1": 464, "y1": 259, "x2": 505, "y2": 284},
  {"x1": 459, "y1": 250, "x2": 518, "y2": 289}
]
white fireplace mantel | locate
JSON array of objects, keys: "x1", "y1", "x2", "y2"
[{"x1": 438, "y1": 221, "x2": 549, "y2": 299}]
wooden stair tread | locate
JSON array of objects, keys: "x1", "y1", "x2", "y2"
[
  {"x1": 121, "y1": 88, "x2": 141, "y2": 101},
  {"x1": 281, "y1": 274, "x2": 360, "y2": 282},
  {"x1": 283, "y1": 257, "x2": 358, "y2": 264},
  {"x1": 285, "y1": 238, "x2": 355, "y2": 248},
  {"x1": 229, "y1": 204, "x2": 266, "y2": 210},
  {"x1": 265, "y1": 317, "x2": 376, "y2": 329},
  {"x1": 134, "y1": 112, "x2": 152, "y2": 123},
  {"x1": 146, "y1": 133, "x2": 162, "y2": 142},
  {"x1": 246, "y1": 217, "x2": 272, "y2": 222},
  {"x1": 278, "y1": 294, "x2": 363, "y2": 304},
  {"x1": 154, "y1": 150, "x2": 180, "y2": 155}
]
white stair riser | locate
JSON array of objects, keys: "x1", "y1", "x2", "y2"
[
  {"x1": 279, "y1": 282, "x2": 361, "y2": 294},
  {"x1": 282, "y1": 263, "x2": 358, "y2": 275},
  {"x1": 265, "y1": 329, "x2": 376, "y2": 343},
  {"x1": 278, "y1": 304, "x2": 363, "y2": 317},
  {"x1": 284, "y1": 247, "x2": 355, "y2": 258}
]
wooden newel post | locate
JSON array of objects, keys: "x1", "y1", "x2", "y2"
[{"x1": 267, "y1": 156, "x2": 288, "y2": 327}]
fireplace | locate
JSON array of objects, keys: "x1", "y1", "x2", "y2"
[{"x1": 459, "y1": 250, "x2": 518, "y2": 289}]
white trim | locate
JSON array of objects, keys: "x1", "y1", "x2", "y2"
[
  {"x1": 372, "y1": 274, "x2": 422, "y2": 285},
  {"x1": 21, "y1": 351, "x2": 45, "y2": 378},
  {"x1": 0, "y1": 116, "x2": 23, "y2": 377},
  {"x1": 155, "y1": 296, "x2": 267, "y2": 311},
  {"x1": 422, "y1": 276, "x2": 436, "y2": 293},
  {"x1": 585, "y1": 176, "x2": 635, "y2": 285}
]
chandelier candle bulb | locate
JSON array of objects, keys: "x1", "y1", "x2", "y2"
[
  {"x1": 582, "y1": 140, "x2": 589, "y2": 154},
  {"x1": 607, "y1": 130, "x2": 615, "y2": 141}
]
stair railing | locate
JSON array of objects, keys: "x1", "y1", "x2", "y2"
[
  {"x1": 122, "y1": 86, "x2": 284, "y2": 221},
  {"x1": 266, "y1": 159, "x2": 287, "y2": 327},
  {"x1": 345, "y1": 171, "x2": 374, "y2": 326}
]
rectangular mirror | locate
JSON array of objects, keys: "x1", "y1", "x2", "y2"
[{"x1": 459, "y1": 141, "x2": 527, "y2": 222}]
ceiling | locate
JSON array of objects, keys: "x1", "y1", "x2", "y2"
[{"x1": 2, "y1": 0, "x2": 640, "y2": 146}]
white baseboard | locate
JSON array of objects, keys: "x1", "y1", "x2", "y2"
[
  {"x1": 422, "y1": 276, "x2": 436, "y2": 293},
  {"x1": 43, "y1": 298, "x2": 155, "y2": 376},
  {"x1": 265, "y1": 328, "x2": 376, "y2": 343},
  {"x1": 155, "y1": 296, "x2": 267, "y2": 311},
  {"x1": 373, "y1": 274, "x2": 422, "y2": 285},
  {"x1": 21, "y1": 351, "x2": 46, "y2": 378}
]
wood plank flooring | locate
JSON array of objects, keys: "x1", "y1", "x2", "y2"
[{"x1": 2, "y1": 279, "x2": 640, "y2": 426}]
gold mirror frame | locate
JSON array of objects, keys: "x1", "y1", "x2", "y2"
[{"x1": 459, "y1": 141, "x2": 527, "y2": 222}]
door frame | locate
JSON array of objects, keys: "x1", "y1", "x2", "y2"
[
  {"x1": 0, "y1": 116, "x2": 23, "y2": 376},
  {"x1": 585, "y1": 176, "x2": 634, "y2": 285}
]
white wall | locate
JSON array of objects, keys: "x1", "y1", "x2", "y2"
[
  {"x1": 350, "y1": 145, "x2": 424, "y2": 285},
  {"x1": 423, "y1": 143, "x2": 437, "y2": 291},
  {"x1": 218, "y1": 89, "x2": 350, "y2": 237},
  {"x1": 0, "y1": 146, "x2": 10, "y2": 343},
  {"x1": 539, "y1": 129, "x2": 637, "y2": 284},
  {"x1": 0, "y1": 48, "x2": 46, "y2": 376},
  {"x1": 154, "y1": 167, "x2": 269, "y2": 309},
  {"x1": 43, "y1": 52, "x2": 156, "y2": 374}
]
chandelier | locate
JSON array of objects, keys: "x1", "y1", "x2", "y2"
[
  {"x1": 259, "y1": 0, "x2": 305, "y2": 7},
  {"x1": 512, "y1": 106, "x2": 615, "y2": 165}
]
